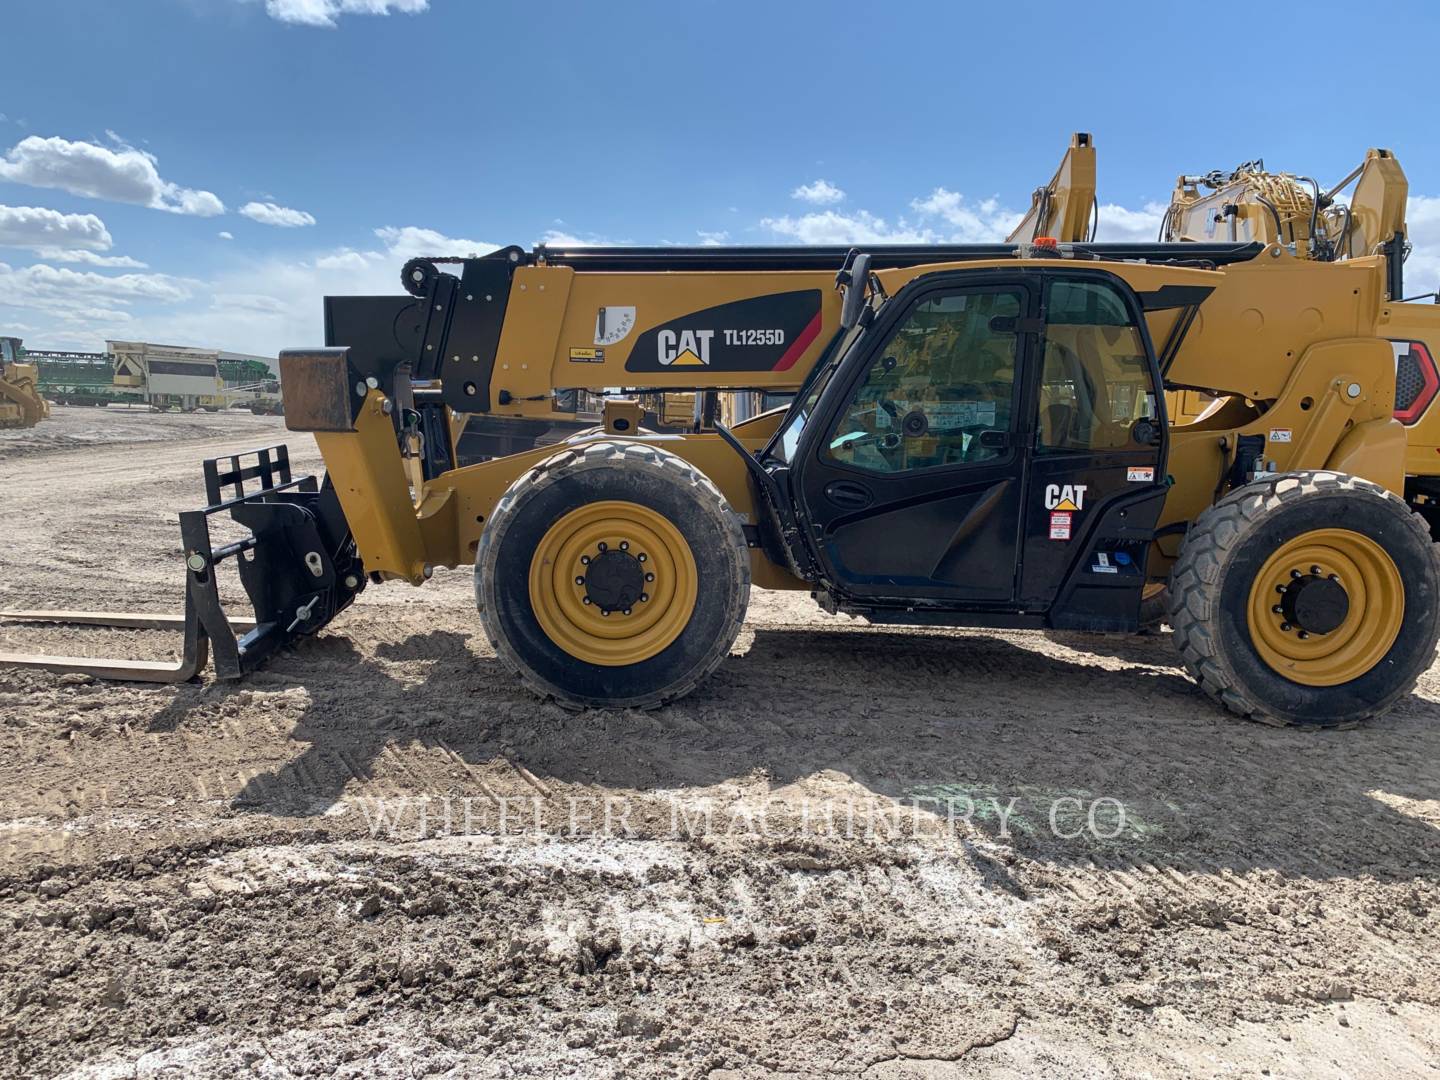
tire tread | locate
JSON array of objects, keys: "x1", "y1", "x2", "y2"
[
  {"x1": 1168, "y1": 470, "x2": 1438, "y2": 727},
  {"x1": 474, "y1": 439, "x2": 751, "y2": 710}
]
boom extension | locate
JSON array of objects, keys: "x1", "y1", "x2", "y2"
[
  {"x1": 1006, "y1": 132, "x2": 1098, "y2": 244},
  {"x1": 0, "y1": 446, "x2": 365, "y2": 682}
]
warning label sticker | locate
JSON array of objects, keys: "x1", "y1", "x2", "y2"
[
  {"x1": 1268, "y1": 428, "x2": 1293, "y2": 443},
  {"x1": 1049, "y1": 511, "x2": 1073, "y2": 541},
  {"x1": 1127, "y1": 466, "x2": 1155, "y2": 482}
]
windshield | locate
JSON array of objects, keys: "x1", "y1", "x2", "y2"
[{"x1": 765, "y1": 318, "x2": 872, "y2": 464}]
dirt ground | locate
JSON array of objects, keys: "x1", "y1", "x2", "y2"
[{"x1": 1, "y1": 406, "x2": 1438, "y2": 1079}]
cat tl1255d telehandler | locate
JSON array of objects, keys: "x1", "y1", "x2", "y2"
[{"x1": 2, "y1": 240, "x2": 1437, "y2": 728}]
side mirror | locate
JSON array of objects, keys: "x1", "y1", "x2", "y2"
[{"x1": 840, "y1": 253, "x2": 872, "y2": 329}]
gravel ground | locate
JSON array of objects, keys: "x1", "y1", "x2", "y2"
[{"x1": 1, "y1": 406, "x2": 1437, "y2": 1078}]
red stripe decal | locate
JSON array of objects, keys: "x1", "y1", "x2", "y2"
[{"x1": 773, "y1": 312, "x2": 823, "y2": 371}]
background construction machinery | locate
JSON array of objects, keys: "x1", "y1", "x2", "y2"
[
  {"x1": 1014, "y1": 134, "x2": 1440, "y2": 536},
  {"x1": 2, "y1": 336, "x2": 283, "y2": 415},
  {"x1": 0, "y1": 336, "x2": 50, "y2": 429}
]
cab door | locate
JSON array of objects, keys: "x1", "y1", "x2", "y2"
[
  {"x1": 791, "y1": 274, "x2": 1037, "y2": 605},
  {"x1": 1019, "y1": 274, "x2": 1168, "y2": 615}
]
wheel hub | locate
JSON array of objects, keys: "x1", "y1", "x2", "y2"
[
  {"x1": 528, "y1": 501, "x2": 696, "y2": 666},
  {"x1": 1246, "y1": 529, "x2": 1404, "y2": 686},
  {"x1": 582, "y1": 547, "x2": 647, "y2": 614},
  {"x1": 1278, "y1": 572, "x2": 1350, "y2": 636}
]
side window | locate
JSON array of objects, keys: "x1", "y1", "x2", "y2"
[
  {"x1": 1038, "y1": 280, "x2": 1157, "y2": 453},
  {"x1": 827, "y1": 288, "x2": 1022, "y2": 473}
]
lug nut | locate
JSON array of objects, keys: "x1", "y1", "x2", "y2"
[
  {"x1": 1280, "y1": 622, "x2": 1292, "y2": 632},
  {"x1": 637, "y1": 553, "x2": 647, "y2": 563},
  {"x1": 623, "y1": 608, "x2": 632, "y2": 616},
  {"x1": 1310, "y1": 565, "x2": 1322, "y2": 576},
  {"x1": 619, "y1": 541, "x2": 629, "y2": 551},
  {"x1": 601, "y1": 609, "x2": 610, "y2": 617},
  {"x1": 581, "y1": 555, "x2": 591, "y2": 565},
  {"x1": 640, "y1": 593, "x2": 649, "y2": 603},
  {"x1": 1298, "y1": 631, "x2": 1310, "y2": 640},
  {"x1": 1272, "y1": 605, "x2": 1283, "y2": 614},
  {"x1": 1275, "y1": 584, "x2": 1286, "y2": 594},
  {"x1": 575, "y1": 576, "x2": 585, "y2": 585},
  {"x1": 598, "y1": 542, "x2": 607, "y2": 551},
  {"x1": 582, "y1": 597, "x2": 591, "y2": 605},
  {"x1": 645, "y1": 572, "x2": 655, "y2": 582},
  {"x1": 1290, "y1": 570, "x2": 1302, "y2": 579}
]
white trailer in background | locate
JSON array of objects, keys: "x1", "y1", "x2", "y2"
[{"x1": 109, "y1": 341, "x2": 224, "y2": 411}]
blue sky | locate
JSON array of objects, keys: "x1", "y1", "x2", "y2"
[{"x1": 3, "y1": 0, "x2": 1440, "y2": 356}]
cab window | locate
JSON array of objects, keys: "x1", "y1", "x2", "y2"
[
  {"x1": 1038, "y1": 280, "x2": 1157, "y2": 452},
  {"x1": 826, "y1": 288, "x2": 1022, "y2": 473}
]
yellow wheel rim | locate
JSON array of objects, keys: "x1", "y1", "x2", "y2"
[
  {"x1": 1245, "y1": 528, "x2": 1404, "y2": 687},
  {"x1": 528, "y1": 500, "x2": 698, "y2": 666},
  {"x1": 1142, "y1": 582, "x2": 1166, "y2": 602}
]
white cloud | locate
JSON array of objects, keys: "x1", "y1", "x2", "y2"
[
  {"x1": 696, "y1": 230, "x2": 729, "y2": 246},
  {"x1": 261, "y1": 0, "x2": 429, "y2": 27},
  {"x1": 239, "y1": 201, "x2": 316, "y2": 228},
  {"x1": 312, "y1": 250, "x2": 373, "y2": 272},
  {"x1": 0, "y1": 205, "x2": 112, "y2": 253},
  {"x1": 763, "y1": 187, "x2": 1173, "y2": 248},
  {"x1": 213, "y1": 292, "x2": 291, "y2": 314},
  {"x1": 33, "y1": 249, "x2": 148, "y2": 269},
  {"x1": 1092, "y1": 201, "x2": 1167, "y2": 244},
  {"x1": 1404, "y1": 195, "x2": 1440, "y2": 297},
  {"x1": 761, "y1": 209, "x2": 931, "y2": 245},
  {"x1": 763, "y1": 187, "x2": 1025, "y2": 246},
  {"x1": 909, "y1": 189, "x2": 1022, "y2": 241},
  {"x1": 374, "y1": 225, "x2": 496, "y2": 257},
  {"x1": 0, "y1": 205, "x2": 147, "y2": 267},
  {"x1": 3, "y1": 223, "x2": 500, "y2": 355},
  {"x1": 310, "y1": 225, "x2": 497, "y2": 275},
  {"x1": 792, "y1": 179, "x2": 846, "y2": 206},
  {"x1": 0, "y1": 136, "x2": 225, "y2": 216},
  {"x1": 0, "y1": 262, "x2": 191, "y2": 329},
  {"x1": 218, "y1": 231, "x2": 234, "y2": 240}
]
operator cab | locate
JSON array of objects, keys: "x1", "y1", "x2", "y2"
[{"x1": 761, "y1": 262, "x2": 1170, "y2": 631}]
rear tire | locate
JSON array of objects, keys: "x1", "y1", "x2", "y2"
[
  {"x1": 475, "y1": 440, "x2": 750, "y2": 710},
  {"x1": 1169, "y1": 471, "x2": 1440, "y2": 727}
]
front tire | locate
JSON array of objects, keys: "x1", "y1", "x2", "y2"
[
  {"x1": 1169, "y1": 471, "x2": 1440, "y2": 727},
  {"x1": 475, "y1": 440, "x2": 750, "y2": 710}
]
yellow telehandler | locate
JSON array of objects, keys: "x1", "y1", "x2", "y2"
[{"x1": 2, "y1": 235, "x2": 1436, "y2": 728}]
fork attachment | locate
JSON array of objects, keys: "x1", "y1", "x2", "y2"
[{"x1": 0, "y1": 444, "x2": 364, "y2": 683}]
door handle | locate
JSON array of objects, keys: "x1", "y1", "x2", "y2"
[
  {"x1": 824, "y1": 480, "x2": 873, "y2": 509},
  {"x1": 977, "y1": 429, "x2": 1009, "y2": 450}
]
